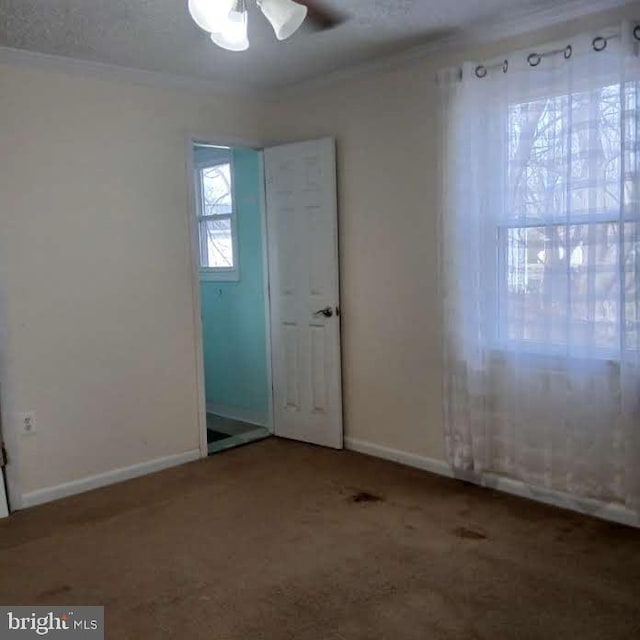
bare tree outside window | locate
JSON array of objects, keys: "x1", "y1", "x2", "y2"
[
  {"x1": 501, "y1": 82, "x2": 639, "y2": 352},
  {"x1": 197, "y1": 162, "x2": 236, "y2": 272}
]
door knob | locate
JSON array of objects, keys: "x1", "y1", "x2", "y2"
[{"x1": 313, "y1": 306, "x2": 334, "y2": 318}]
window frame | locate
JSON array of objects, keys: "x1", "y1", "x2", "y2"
[
  {"x1": 492, "y1": 83, "x2": 639, "y2": 360},
  {"x1": 195, "y1": 156, "x2": 240, "y2": 282}
]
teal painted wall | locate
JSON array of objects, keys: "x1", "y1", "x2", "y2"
[{"x1": 199, "y1": 148, "x2": 270, "y2": 426}]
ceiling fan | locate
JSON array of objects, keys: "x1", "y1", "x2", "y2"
[{"x1": 188, "y1": 0, "x2": 345, "y2": 52}]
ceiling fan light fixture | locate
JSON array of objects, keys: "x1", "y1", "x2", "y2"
[
  {"x1": 210, "y1": 10, "x2": 250, "y2": 51},
  {"x1": 258, "y1": 0, "x2": 308, "y2": 41},
  {"x1": 209, "y1": 0, "x2": 250, "y2": 51},
  {"x1": 188, "y1": 0, "x2": 235, "y2": 33}
]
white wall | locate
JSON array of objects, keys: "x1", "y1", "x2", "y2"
[
  {"x1": 256, "y1": 4, "x2": 640, "y2": 464},
  {"x1": 0, "y1": 63, "x2": 265, "y2": 500}
]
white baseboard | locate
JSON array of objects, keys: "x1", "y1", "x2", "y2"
[
  {"x1": 344, "y1": 438, "x2": 454, "y2": 478},
  {"x1": 344, "y1": 437, "x2": 638, "y2": 528},
  {"x1": 206, "y1": 403, "x2": 271, "y2": 430},
  {"x1": 20, "y1": 449, "x2": 201, "y2": 510},
  {"x1": 478, "y1": 473, "x2": 639, "y2": 528}
]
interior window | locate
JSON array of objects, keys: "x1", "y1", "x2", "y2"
[{"x1": 196, "y1": 156, "x2": 239, "y2": 280}]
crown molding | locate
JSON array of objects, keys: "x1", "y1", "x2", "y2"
[
  {"x1": 0, "y1": 45, "x2": 265, "y2": 99},
  {"x1": 452, "y1": 0, "x2": 632, "y2": 46},
  {"x1": 276, "y1": 0, "x2": 634, "y2": 96},
  {"x1": 0, "y1": 0, "x2": 634, "y2": 101}
]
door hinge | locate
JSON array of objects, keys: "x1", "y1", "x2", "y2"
[{"x1": 0, "y1": 443, "x2": 7, "y2": 468}]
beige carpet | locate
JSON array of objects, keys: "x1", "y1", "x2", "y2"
[{"x1": 1, "y1": 438, "x2": 639, "y2": 639}]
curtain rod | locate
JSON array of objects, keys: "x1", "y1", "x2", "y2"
[{"x1": 467, "y1": 24, "x2": 640, "y2": 80}]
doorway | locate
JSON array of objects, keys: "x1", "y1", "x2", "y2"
[
  {"x1": 190, "y1": 142, "x2": 272, "y2": 455},
  {"x1": 188, "y1": 136, "x2": 344, "y2": 457}
]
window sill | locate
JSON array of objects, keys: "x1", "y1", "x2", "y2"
[
  {"x1": 199, "y1": 269, "x2": 239, "y2": 283},
  {"x1": 489, "y1": 342, "x2": 624, "y2": 367}
]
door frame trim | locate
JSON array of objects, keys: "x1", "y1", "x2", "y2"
[
  {"x1": 0, "y1": 286, "x2": 22, "y2": 513},
  {"x1": 258, "y1": 150, "x2": 275, "y2": 435},
  {"x1": 184, "y1": 134, "x2": 274, "y2": 459}
]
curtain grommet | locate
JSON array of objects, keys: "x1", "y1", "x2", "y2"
[
  {"x1": 564, "y1": 45, "x2": 573, "y2": 59},
  {"x1": 634, "y1": 25, "x2": 640, "y2": 41},
  {"x1": 502, "y1": 59, "x2": 509, "y2": 73},
  {"x1": 527, "y1": 53, "x2": 541, "y2": 67},
  {"x1": 475, "y1": 65, "x2": 488, "y2": 79},
  {"x1": 592, "y1": 37, "x2": 607, "y2": 52}
]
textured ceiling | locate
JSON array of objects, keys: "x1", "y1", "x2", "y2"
[{"x1": 0, "y1": 0, "x2": 620, "y2": 91}]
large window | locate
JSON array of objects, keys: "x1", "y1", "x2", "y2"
[
  {"x1": 498, "y1": 82, "x2": 639, "y2": 355},
  {"x1": 196, "y1": 156, "x2": 238, "y2": 281},
  {"x1": 440, "y1": 28, "x2": 640, "y2": 511}
]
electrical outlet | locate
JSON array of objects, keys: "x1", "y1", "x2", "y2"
[{"x1": 18, "y1": 411, "x2": 37, "y2": 437}]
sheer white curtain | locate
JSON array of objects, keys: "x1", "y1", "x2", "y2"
[{"x1": 440, "y1": 23, "x2": 640, "y2": 518}]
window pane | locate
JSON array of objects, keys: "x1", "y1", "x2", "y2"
[
  {"x1": 201, "y1": 218, "x2": 234, "y2": 269},
  {"x1": 507, "y1": 84, "x2": 624, "y2": 222},
  {"x1": 503, "y1": 223, "x2": 639, "y2": 352},
  {"x1": 201, "y1": 163, "x2": 232, "y2": 216}
]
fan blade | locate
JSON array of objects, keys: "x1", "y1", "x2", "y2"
[{"x1": 297, "y1": 0, "x2": 347, "y2": 31}]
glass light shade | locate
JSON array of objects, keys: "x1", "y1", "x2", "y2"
[
  {"x1": 210, "y1": 8, "x2": 250, "y2": 51},
  {"x1": 259, "y1": 0, "x2": 307, "y2": 41},
  {"x1": 188, "y1": 0, "x2": 235, "y2": 33}
]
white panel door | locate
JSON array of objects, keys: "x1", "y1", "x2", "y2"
[{"x1": 264, "y1": 138, "x2": 343, "y2": 449}]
